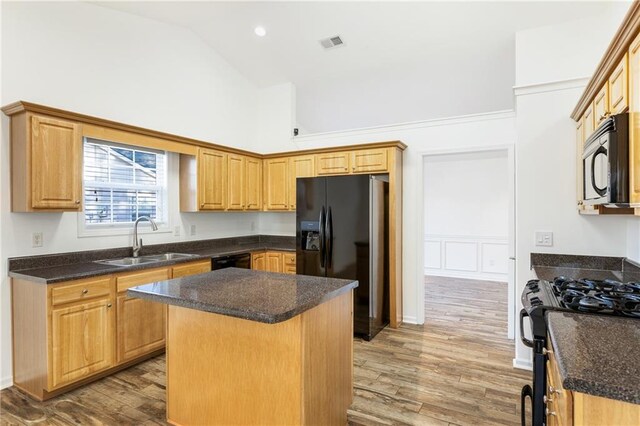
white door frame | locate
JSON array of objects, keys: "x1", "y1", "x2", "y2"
[{"x1": 416, "y1": 143, "x2": 516, "y2": 339}]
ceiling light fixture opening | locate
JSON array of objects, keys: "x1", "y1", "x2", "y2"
[{"x1": 254, "y1": 26, "x2": 266, "y2": 37}]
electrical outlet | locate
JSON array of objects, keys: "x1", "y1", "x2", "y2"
[
  {"x1": 32, "y1": 232, "x2": 43, "y2": 248},
  {"x1": 535, "y1": 231, "x2": 553, "y2": 247},
  {"x1": 174, "y1": 226, "x2": 181, "y2": 237},
  {"x1": 190, "y1": 225, "x2": 196, "y2": 236}
]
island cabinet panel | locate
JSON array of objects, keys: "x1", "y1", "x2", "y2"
[
  {"x1": 198, "y1": 148, "x2": 228, "y2": 210},
  {"x1": 227, "y1": 153, "x2": 245, "y2": 211},
  {"x1": 316, "y1": 152, "x2": 350, "y2": 175},
  {"x1": 115, "y1": 267, "x2": 170, "y2": 364},
  {"x1": 263, "y1": 158, "x2": 289, "y2": 210},
  {"x1": 49, "y1": 297, "x2": 114, "y2": 389},
  {"x1": 10, "y1": 113, "x2": 83, "y2": 212},
  {"x1": 165, "y1": 290, "x2": 353, "y2": 426},
  {"x1": 245, "y1": 156, "x2": 262, "y2": 210},
  {"x1": 289, "y1": 155, "x2": 315, "y2": 210}
]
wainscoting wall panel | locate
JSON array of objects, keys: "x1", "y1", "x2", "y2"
[{"x1": 424, "y1": 235, "x2": 508, "y2": 281}]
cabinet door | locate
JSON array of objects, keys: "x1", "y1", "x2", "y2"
[
  {"x1": 629, "y1": 33, "x2": 640, "y2": 205},
  {"x1": 583, "y1": 103, "x2": 596, "y2": 139},
  {"x1": 594, "y1": 83, "x2": 610, "y2": 127},
  {"x1": 289, "y1": 155, "x2": 315, "y2": 210},
  {"x1": 316, "y1": 152, "x2": 350, "y2": 175},
  {"x1": 251, "y1": 252, "x2": 266, "y2": 271},
  {"x1": 227, "y1": 154, "x2": 244, "y2": 211},
  {"x1": 116, "y1": 294, "x2": 166, "y2": 363},
  {"x1": 245, "y1": 157, "x2": 262, "y2": 211},
  {"x1": 266, "y1": 252, "x2": 283, "y2": 272},
  {"x1": 609, "y1": 53, "x2": 628, "y2": 114},
  {"x1": 263, "y1": 158, "x2": 289, "y2": 210},
  {"x1": 351, "y1": 148, "x2": 389, "y2": 173},
  {"x1": 50, "y1": 298, "x2": 114, "y2": 389},
  {"x1": 31, "y1": 115, "x2": 82, "y2": 210},
  {"x1": 198, "y1": 148, "x2": 227, "y2": 210}
]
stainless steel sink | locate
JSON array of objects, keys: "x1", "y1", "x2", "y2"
[{"x1": 95, "y1": 252, "x2": 197, "y2": 267}]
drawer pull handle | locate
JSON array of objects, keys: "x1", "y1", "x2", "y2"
[
  {"x1": 545, "y1": 408, "x2": 556, "y2": 417},
  {"x1": 82, "y1": 288, "x2": 88, "y2": 294},
  {"x1": 107, "y1": 303, "x2": 112, "y2": 308}
]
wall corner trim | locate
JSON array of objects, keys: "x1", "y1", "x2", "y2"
[{"x1": 513, "y1": 77, "x2": 590, "y2": 97}]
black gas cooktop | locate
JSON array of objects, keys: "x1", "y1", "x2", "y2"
[{"x1": 551, "y1": 277, "x2": 640, "y2": 317}]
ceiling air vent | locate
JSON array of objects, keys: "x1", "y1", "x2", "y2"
[{"x1": 320, "y1": 35, "x2": 344, "y2": 50}]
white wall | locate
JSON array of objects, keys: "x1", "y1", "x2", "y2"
[
  {"x1": 0, "y1": 1, "x2": 266, "y2": 388},
  {"x1": 513, "y1": 8, "x2": 633, "y2": 369},
  {"x1": 253, "y1": 83, "x2": 298, "y2": 153},
  {"x1": 293, "y1": 111, "x2": 516, "y2": 324},
  {"x1": 423, "y1": 151, "x2": 509, "y2": 281}
]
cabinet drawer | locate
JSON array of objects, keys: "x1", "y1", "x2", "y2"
[
  {"x1": 50, "y1": 277, "x2": 112, "y2": 307},
  {"x1": 116, "y1": 267, "x2": 170, "y2": 293},
  {"x1": 171, "y1": 260, "x2": 211, "y2": 278},
  {"x1": 316, "y1": 152, "x2": 350, "y2": 175},
  {"x1": 283, "y1": 253, "x2": 296, "y2": 265},
  {"x1": 352, "y1": 149, "x2": 388, "y2": 173}
]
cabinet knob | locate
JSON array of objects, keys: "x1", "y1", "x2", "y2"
[
  {"x1": 544, "y1": 395, "x2": 553, "y2": 403},
  {"x1": 107, "y1": 303, "x2": 112, "y2": 308},
  {"x1": 548, "y1": 385, "x2": 559, "y2": 395},
  {"x1": 542, "y1": 348, "x2": 553, "y2": 356},
  {"x1": 545, "y1": 408, "x2": 556, "y2": 417},
  {"x1": 75, "y1": 200, "x2": 80, "y2": 205},
  {"x1": 82, "y1": 288, "x2": 88, "y2": 294},
  {"x1": 200, "y1": 203, "x2": 205, "y2": 208}
]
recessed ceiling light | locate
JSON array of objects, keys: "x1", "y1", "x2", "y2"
[{"x1": 254, "y1": 26, "x2": 266, "y2": 37}]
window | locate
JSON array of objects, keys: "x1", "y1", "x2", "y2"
[{"x1": 83, "y1": 138, "x2": 167, "y2": 227}]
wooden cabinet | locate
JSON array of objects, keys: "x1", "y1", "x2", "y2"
[
  {"x1": 630, "y1": 32, "x2": 640, "y2": 206},
  {"x1": 283, "y1": 252, "x2": 296, "y2": 274},
  {"x1": 609, "y1": 53, "x2": 629, "y2": 114},
  {"x1": 583, "y1": 103, "x2": 596, "y2": 139},
  {"x1": 11, "y1": 260, "x2": 213, "y2": 400},
  {"x1": 251, "y1": 252, "x2": 266, "y2": 271},
  {"x1": 289, "y1": 155, "x2": 315, "y2": 210},
  {"x1": 263, "y1": 158, "x2": 289, "y2": 210},
  {"x1": 115, "y1": 268, "x2": 169, "y2": 364},
  {"x1": 351, "y1": 148, "x2": 389, "y2": 173},
  {"x1": 245, "y1": 156, "x2": 262, "y2": 210},
  {"x1": 50, "y1": 296, "x2": 114, "y2": 389},
  {"x1": 227, "y1": 154, "x2": 244, "y2": 211},
  {"x1": 171, "y1": 260, "x2": 211, "y2": 278},
  {"x1": 9, "y1": 113, "x2": 82, "y2": 212},
  {"x1": 198, "y1": 148, "x2": 228, "y2": 210},
  {"x1": 266, "y1": 252, "x2": 283, "y2": 272},
  {"x1": 594, "y1": 83, "x2": 610, "y2": 127},
  {"x1": 316, "y1": 152, "x2": 350, "y2": 175}
]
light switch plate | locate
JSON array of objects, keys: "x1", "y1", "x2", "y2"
[
  {"x1": 535, "y1": 231, "x2": 553, "y2": 247},
  {"x1": 174, "y1": 226, "x2": 181, "y2": 237}
]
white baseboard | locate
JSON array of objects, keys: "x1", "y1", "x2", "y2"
[
  {"x1": 424, "y1": 270, "x2": 508, "y2": 282},
  {"x1": 513, "y1": 358, "x2": 533, "y2": 371},
  {"x1": 0, "y1": 375, "x2": 12, "y2": 390},
  {"x1": 402, "y1": 315, "x2": 420, "y2": 325}
]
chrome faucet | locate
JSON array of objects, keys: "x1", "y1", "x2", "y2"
[{"x1": 132, "y1": 216, "x2": 158, "y2": 258}]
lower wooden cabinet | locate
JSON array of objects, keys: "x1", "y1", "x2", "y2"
[
  {"x1": 11, "y1": 259, "x2": 211, "y2": 400},
  {"x1": 252, "y1": 251, "x2": 296, "y2": 274}
]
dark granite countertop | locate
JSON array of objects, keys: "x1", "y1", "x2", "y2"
[
  {"x1": 9, "y1": 235, "x2": 295, "y2": 284},
  {"x1": 128, "y1": 267, "x2": 358, "y2": 324},
  {"x1": 546, "y1": 311, "x2": 640, "y2": 404},
  {"x1": 531, "y1": 253, "x2": 640, "y2": 283}
]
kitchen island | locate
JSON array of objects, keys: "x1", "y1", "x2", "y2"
[{"x1": 129, "y1": 267, "x2": 358, "y2": 426}]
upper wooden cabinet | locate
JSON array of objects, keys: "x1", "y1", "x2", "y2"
[
  {"x1": 583, "y1": 103, "x2": 596, "y2": 139},
  {"x1": 198, "y1": 149, "x2": 228, "y2": 210},
  {"x1": 609, "y1": 53, "x2": 629, "y2": 114},
  {"x1": 245, "y1": 156, "x2": 262, "y2": 210},
  {"x1": 629, "y1": 32, "x2": 640, "y2": 205},
  {"x1": 9, "y1": 113, "x2": 82, "y2": 212},
  {"x1": 351, "y1": 148, "x2": 389, "y2": 173},
  {"x1": 289, "y1": 155, "x2": 315, "y2": 210},
  {"x1": 316, "y1": 152, "x2": 350, "y2": 175},
  {"x1": 594, "y1": 83, "x2": 610, "y2": 127},
  {"x1": 227, "y1": 154, "x2": 245, "y2": 211},
  {"x1": 263, "y1": 158, "x2": 290, "y2": 210}
]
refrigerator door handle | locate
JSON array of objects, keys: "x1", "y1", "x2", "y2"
[
  {"x1": 326, "y1": 206, "x2": 333, "y2": 269},
  {"x1": 319, "y1": 206, "x2": 326, "y2": 268}
]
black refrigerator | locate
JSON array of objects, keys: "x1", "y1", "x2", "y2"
[{"x1": 296, "y1": 174, "x2": 389, "y2": 341}]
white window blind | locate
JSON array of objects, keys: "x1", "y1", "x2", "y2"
[{"x1": 83, "y1": 138, "x2": 167, "y2": 226}]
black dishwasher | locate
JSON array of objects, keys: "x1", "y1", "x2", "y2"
[{"x1": 212, "y1": 253, "x2": 251, "y2": 270}]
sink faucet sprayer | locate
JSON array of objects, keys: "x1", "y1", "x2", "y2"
[{"x1": 132, "y1": 216, "x2": 158, "y2": 258}]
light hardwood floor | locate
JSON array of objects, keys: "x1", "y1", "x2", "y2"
[{"x1": 0, "y1": 276, "x2": 530, "y2": 425}]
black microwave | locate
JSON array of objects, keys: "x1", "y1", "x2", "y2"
[{"x1": 582, "y1": 113, "x2": 629, "y2": 207}]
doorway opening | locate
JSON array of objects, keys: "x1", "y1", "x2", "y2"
[{"x1": 420, "y1": 148, "x2": 515, "y2": 338}]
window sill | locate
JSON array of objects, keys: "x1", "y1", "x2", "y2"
[{"x1": 77, "y1": 221, "x2": 172, "y2": 238}]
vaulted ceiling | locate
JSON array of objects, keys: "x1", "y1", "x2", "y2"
[{"x1": 95, "y1": 1, "x2": 614, "y2": 133}]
